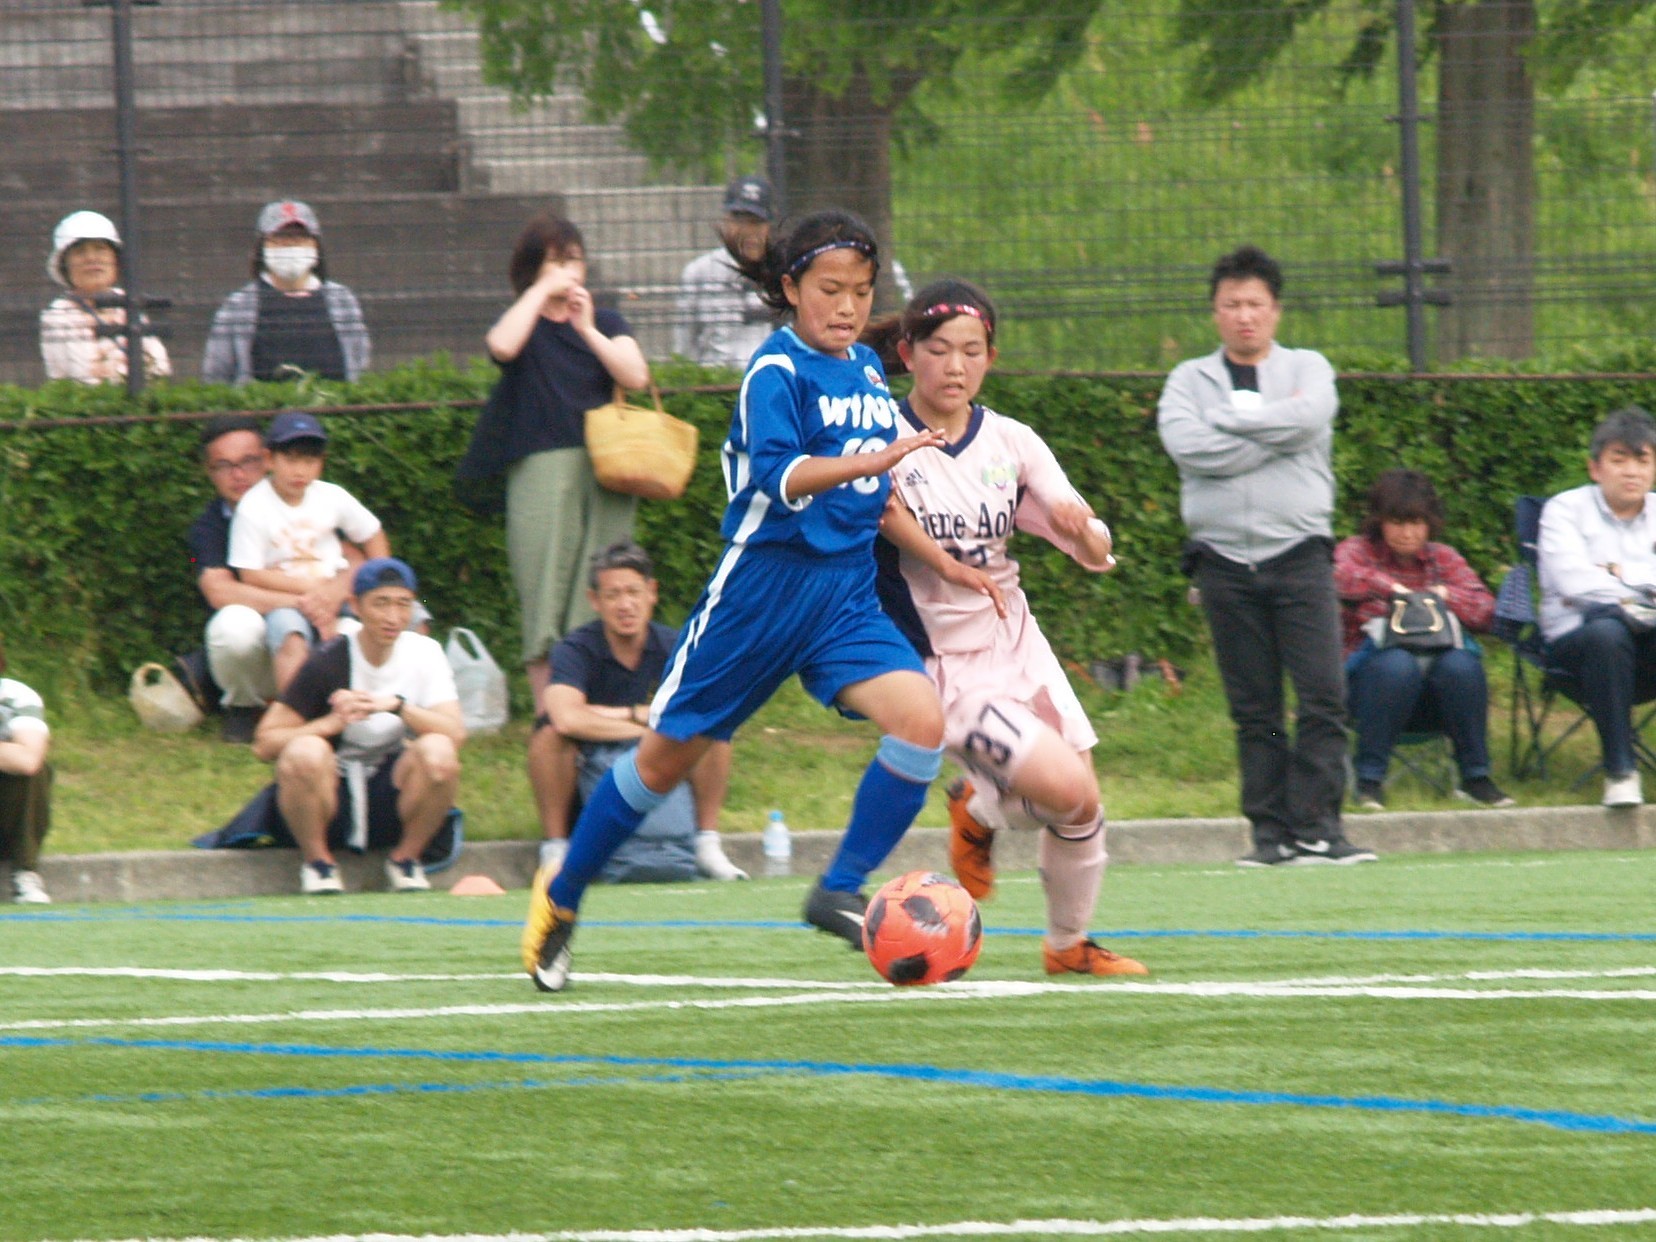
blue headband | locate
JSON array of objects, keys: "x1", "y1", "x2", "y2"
[{"x1": 786, "y1": 238, "x2": 875, "y2": 275}]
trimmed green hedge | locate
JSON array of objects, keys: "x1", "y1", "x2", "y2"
[{"x1": 4, "y1": 357, "x2": 1654, "y2": 693}]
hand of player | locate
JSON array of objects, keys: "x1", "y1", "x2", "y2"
[
  {"x1": 1047, "y1": 499, "x2": 1096, "y2": 541},
  {"x1": 873, "y1": 427, "x2": 949, "y2": 473},
  {"x1": 940, "y1": 559, "x2": 1008, "y2": 619}
]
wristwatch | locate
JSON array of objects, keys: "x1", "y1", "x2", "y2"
[{"x1": 392, "y1": 695, "x2": 406, "y2": 716}]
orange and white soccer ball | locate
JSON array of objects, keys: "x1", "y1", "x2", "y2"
[{"x1": 862, "y1": 869, "x2": 983, "y2": 986}]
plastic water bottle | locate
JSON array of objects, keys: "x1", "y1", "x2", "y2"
[{"x1": 762, "y1": 809, "x2": 792, "y2": 877}]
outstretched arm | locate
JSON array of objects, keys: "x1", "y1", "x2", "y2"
[{"x1": 879, "y1": 495, "x2": 1007, "y2": 618}]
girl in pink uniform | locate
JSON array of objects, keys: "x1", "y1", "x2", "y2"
[{"x1": 870, "y1": 280, "x2": 1147, "y2": 978}]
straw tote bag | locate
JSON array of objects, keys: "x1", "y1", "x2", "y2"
[{"x1": 583, "y1": 384, "x2": 698, "y2": 500}]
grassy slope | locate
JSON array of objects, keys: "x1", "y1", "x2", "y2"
[{"x1": 30, "y1": 648, "x2": 1620, "y2": 856}]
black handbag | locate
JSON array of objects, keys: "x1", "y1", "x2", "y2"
[{"x1": 1379, "y1": 590, "x2": 1460, "y2": 652}]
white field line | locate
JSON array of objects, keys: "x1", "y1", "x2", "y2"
[
  {"x1": 44, "y1": 1206, "x2": 1656, "y2": 1240},
  {"x1": 0, "y1": 968, "x2": 873, "y2": 988},
  {"x1": 2, "y1": 965, "x2": 1650, "y2": 988},
  {"x1": 5, "y1": 967, "x2": 1656, "y2": 1034}
]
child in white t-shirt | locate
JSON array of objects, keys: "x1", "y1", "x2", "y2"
[{"x1": 228, "y1": 410, "x2": 390, "y2": 691}]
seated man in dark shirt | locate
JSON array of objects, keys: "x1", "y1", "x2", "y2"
[
  {"x1": 527, "y1": 541, "x2": 743, "y2": 881},
  {"x1": 253, "y1": 558, "x2": 463, "y2": 895}
]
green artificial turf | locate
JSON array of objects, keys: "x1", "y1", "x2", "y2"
[{"x1": 3, "y1": 850, "x2": 1654, "y2": 1240}]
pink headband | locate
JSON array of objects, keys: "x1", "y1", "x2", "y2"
[{"x1": 914, "y1": 302, "x2": 995, "y2": 340}]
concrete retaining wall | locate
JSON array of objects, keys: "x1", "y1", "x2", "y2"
[{"x1": 15, "y1": 804, "x2": 1653, "y2": 904}]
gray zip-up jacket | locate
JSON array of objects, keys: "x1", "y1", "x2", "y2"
[{"x1": 1157, "y1": 343, "x2": 1338, "y2": 566}]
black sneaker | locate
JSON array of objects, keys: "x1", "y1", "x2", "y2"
[
  {"x1": 1290, "y1": 838, "x2": 1379, "y2": 865},
  {"x1": 1235, "y1": 844, "x2": 1294, "y2": 868},
  {"x1": 803, "y1": 881, "x2": 868, "y2": 948},
  {"x1": 1353, "y1": 780, "x2": 1385, "y2": 810},
  {"x1": 1458, "y1": 777, "x2": 1516, "y2": 808},
  {"x1": 220, "y1": 705, "x2": 262, "y2": 745}
]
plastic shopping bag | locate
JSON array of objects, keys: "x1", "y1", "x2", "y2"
[{"x1": 445, "y1": 628, "x2": 508, "y2": 735}]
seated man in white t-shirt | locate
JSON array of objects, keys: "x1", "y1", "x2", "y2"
[
  {"x1": 229, "y1": 410, "x2": 390, "y2": 693},
  {"x1": 253, "y1": 558, "x2": 464, "y2": 895}
]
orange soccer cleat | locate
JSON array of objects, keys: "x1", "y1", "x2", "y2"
[
  {"x1": 1043, "y1": 938, "x2": 1149, "y2": 978},
  {"x1": 946, "y1": 778, "x2": 996, "y2": 900}
]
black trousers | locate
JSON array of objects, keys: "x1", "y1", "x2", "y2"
[
  {"x1": 1194, "y1": 540, "x2": 1349, "y2": 849},
  {"x1": 0, "y1": 766, "x2": 52, "y2": 872}
]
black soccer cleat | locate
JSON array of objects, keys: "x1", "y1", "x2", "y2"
[{"x1": 803, "y1": 880, "x2": 868, "y2": 949}]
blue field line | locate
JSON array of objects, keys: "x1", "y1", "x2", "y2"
[
  {"x1": 5, "y1": 1034, "x2": 1654, "y2": 1136},
  {"x1": 3, "y1": 906, "x2": 1656, "y2": 943},
  {"x1": 13, "y1": 1069, "x2": 775, "y2": 1109}
]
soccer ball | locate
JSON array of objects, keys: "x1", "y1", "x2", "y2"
[{"x1": 862, "y1": 869, "x2": 983, "y2": 986}]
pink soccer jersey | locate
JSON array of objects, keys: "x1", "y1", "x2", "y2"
[{"x1": 888, "y1": 404, "x2": 1112, "y2": 655}]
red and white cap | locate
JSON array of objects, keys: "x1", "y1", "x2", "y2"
[{"x1": 256, "y1": 199, "x2": 321, "y2": 237}]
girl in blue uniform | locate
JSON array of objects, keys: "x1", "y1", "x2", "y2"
[{"x1": 523, "y1": 210, "x2": 949, "y2": 991}]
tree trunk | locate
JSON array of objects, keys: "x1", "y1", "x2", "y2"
[
  {"x1": 781, "y1": 69, "x2": 908, "y2": 311},
  {"x1": 1433, "y1": 0, "x2": 1535, "y2": 361}
]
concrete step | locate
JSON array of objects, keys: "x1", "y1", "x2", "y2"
[
  {"x1": 456, "y1": 93, "x2": 591, "y2": 134},
  {"x1": 17, "y1": 808, "x2": 1656, "y2": 905},
  {"x1": 474, "y1": 153, "x2": 655, "y2": 194},
  {"x1": 468, "y1": 122, "x2": 642, "y2": 162},
  {"x1": 0, "y1": 100, "x2": 466, "y2": 202},
  {"x1": 3, "y1": 56, "x2": 417, "y2": 110}
]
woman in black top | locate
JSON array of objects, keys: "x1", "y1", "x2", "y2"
[{"x1": 459, "y1": 212, "x2": 651, "y2": 698}]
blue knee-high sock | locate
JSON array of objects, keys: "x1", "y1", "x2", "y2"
[
  {"x1": 821, "y1": 735, "x2": 943, "y2": 894},
  {"x1": 549, "y1": 752, "x2": 666, "y2": 912}
]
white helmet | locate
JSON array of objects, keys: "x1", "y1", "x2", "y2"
[{"x1": 48, "y1": 210, "x2": 122, "y2": 286}]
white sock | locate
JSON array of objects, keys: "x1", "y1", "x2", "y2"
[
  {"x1": 1037, "y1": 811, "x2": 1107, "y2": 950},
  {"x1": 695, "y1": 830, "x2": 749, "y2": 881}
]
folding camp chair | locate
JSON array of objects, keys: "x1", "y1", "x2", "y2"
[{"x1": 1493, "y1": 495, "x2": 1656, "y2": 782}]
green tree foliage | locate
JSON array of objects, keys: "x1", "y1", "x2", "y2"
[
  {"x1": 1169, "y1": 0, "x2": 1656, "y2": 363},
  {"x1": 442, "y1": 0, "x2": 1103, "y2": 293}
]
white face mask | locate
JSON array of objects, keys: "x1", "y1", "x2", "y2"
[{"x1": 263, "y1": 244, "x2": 318, "y2": 282}]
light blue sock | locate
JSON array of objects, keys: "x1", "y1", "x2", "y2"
[
  {"x1": 821, "y1": 735, "x2": 942, "y2": 894},
  {"x1": 549, "y1": 752, "x2": 666, "y2": 912}
]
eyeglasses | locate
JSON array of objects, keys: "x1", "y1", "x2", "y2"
[{"x1": 206, "y1": 454, "x2": 266, "y2": 479}]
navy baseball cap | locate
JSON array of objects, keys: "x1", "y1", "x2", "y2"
[
  {"x1": 265, "y1": 410, "x2": 327, "y2": 447},
  {"x1": 722, "y1": 175, "x2": 773, "y2": 221},
  {"x1": 353, "y1": 557, "x2": 418, "y2": 596}
]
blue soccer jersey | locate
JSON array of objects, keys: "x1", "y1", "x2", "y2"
[{"x1": 720, "y1": 326, "x2": 904, "y2": 555}]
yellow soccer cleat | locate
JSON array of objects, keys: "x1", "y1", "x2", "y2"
[{"x1": 521, "y1": 865, "x2": 577, "y2": 992}]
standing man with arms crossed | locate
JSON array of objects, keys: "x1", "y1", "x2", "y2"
[{"x1": 1158, "y1": 245, "x2": 1375, "y2": 867}]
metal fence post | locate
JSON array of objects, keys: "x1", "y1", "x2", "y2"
[
  {"x1": 761, "y1": 0, "x2": 787, "y2": 219},
  {"x1": 1375, "y1": 0, "x2": 1449, "y2": 372},
  {"x1": 88, "y1": 0, "x2": 156, "y2": 397}
]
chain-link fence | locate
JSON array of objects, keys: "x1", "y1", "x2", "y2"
[{"x1": 4, "y1": 0, "x2": 1656, "y2": 386}]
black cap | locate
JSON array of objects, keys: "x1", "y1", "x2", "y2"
[{"x1": 721, "y1": 175, "x2": 773, "y2": 222}]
